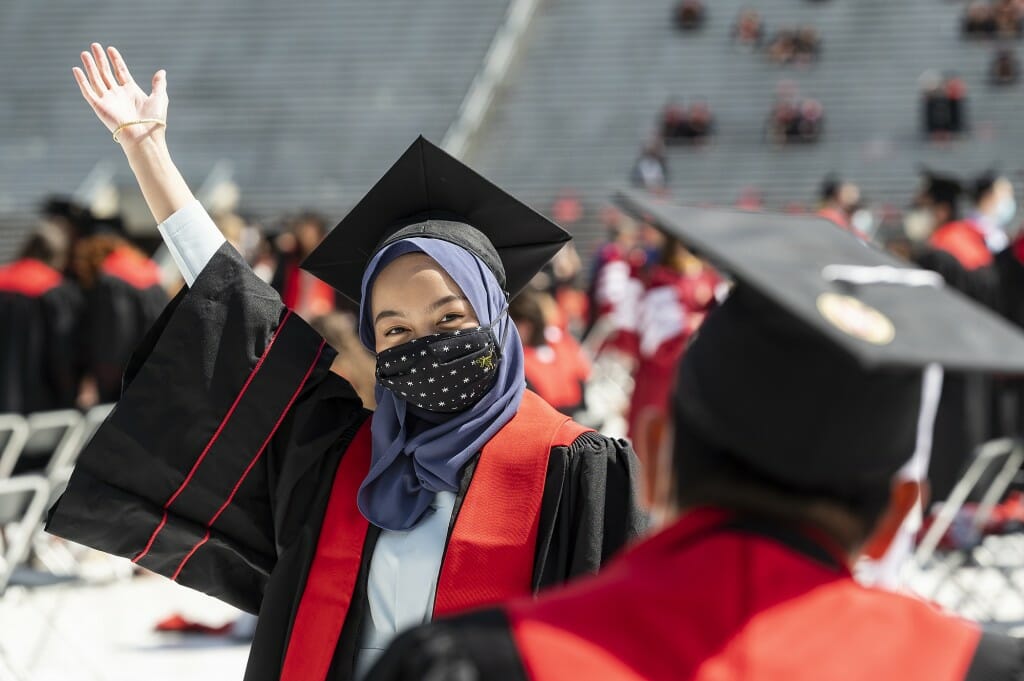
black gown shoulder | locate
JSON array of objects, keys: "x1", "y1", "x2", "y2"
[{"x1": 534, "y1": 430, "x2": 647, "y2": 588}]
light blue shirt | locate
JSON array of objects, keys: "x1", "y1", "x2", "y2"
[{"x1": 157, "y1": 201, "x2": 455, "y2": 678}]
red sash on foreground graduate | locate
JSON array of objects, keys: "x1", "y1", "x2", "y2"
[{"x1": 45, "y1": 243, "x2": 644, "y2": 681}]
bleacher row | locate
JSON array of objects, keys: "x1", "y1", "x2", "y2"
[
  {"x1": 469, "y1": 0, "x2": 1024, "y2": 257},
  {"x1": 5, "y1": 1, "x2": 1024, "y2": 264},
  {"x1": 0, "y1": 0, "x2": 511, "y2": 261}
]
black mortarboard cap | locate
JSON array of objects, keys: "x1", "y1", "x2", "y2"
[
  {"x1": 80, "y1": 214, "x2": 127, "y2": 238},
  {"x1": 616, "y1": 187, "x2": 1024, "y2": 373},
  {"x1": 920, "y1": 170, "x2": 963, "y2": 208},
  {"x1": 616, "y1": 188, "x2": 1024, "y2": 493},
  {"x1": 301, "y1": 136, "x2": 572, "y2": 304}
]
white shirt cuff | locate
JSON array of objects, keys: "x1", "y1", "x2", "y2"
[{"x1": 156, "y1": 200, "x2": 226, "y2": 287}]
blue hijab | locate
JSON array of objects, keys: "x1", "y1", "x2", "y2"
[{"x1": 357, "y1": 237, "x2": 526, "y2": 531}]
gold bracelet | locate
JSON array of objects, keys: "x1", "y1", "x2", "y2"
[{"x1": 112, "y1": 118, "x2": 166, "y2": 144}]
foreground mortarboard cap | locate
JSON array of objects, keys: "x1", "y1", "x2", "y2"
[
  {"x1": 617, "y1": 188, "x2": 1024, "y2": 491},
  {"x1": 302, "y1": 136, "x2": 572, "y2": 303},
  {"x1": 616, "y1": 187, "x2": 1024, "y2": 373}
]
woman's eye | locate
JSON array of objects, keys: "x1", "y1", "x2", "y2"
[
  {"x1": 440, "y1": 313, "x2": 463, "y2": 323},
  {"x1": 385, "y1": 327, "x2": 408, "y2": 337}
]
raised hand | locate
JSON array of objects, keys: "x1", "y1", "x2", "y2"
[{"x1": 73, "y1": 43, "x2": 168, "y2": 149}]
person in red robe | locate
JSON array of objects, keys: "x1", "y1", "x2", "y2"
[
  {"x1": 628, "y1": 238, "x2": 718, "y2": 507},
  {"x1": 510, "y1": 289, "x2": 591, "y2": 417}
]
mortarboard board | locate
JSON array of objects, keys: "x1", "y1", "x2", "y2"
[
  {"x1": 302, "y1": 136, "x2": 572, "y2": 304},
  {"x1": 615, "y1": 188, "x2": 1024, "y2": 492},
  {"x1": 615, "y1": 187, "x2": 1024, "y2": 374}
]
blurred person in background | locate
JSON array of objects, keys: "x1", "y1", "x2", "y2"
[
  {"x1": 48, "y1": 45, "x2": 644, "y2": 681},
  {"x1": 41, "y1": 196, "x2": 92, "y2": 271},
  {"x1": 731, "y1": 8, "x2": 765, "y2": 49},
  {"x1": 628, "y1": 237, "x2": 718, "y2": 510},
  {"x1": 989, "y1": 47, "x2": 1020, "y2": 85},
  {"x1": 993, "y1": 0, "x2": 1024, "y2": 38},
  {"x1": 586, "y1": 217, "x2": 644, "y2": 357},
  {"x1": 914, "y1": 170, "x2": 1024, "y2": 503},
  {"x1": 817, "y1": 174, "x2": 862, "y2": 233},
  {"x1": 532, "y1": 242, "x2": 588, "y2": 338},
  {"x1": 0, "y1": 224, "x2": 83, "y2": 415},
  {"x1": 509, "y1": 288, "x2": 591, "y2": 418},
  {"x1": 662, "y1": 99, "x2": 715, "y2": 145},
  {"x1": 72, "y1": 214, "x2": 167, "y2": 406},
  {"x1": 922, "y1": 72, "x2": 969, "y2": 138},
  {"x1": 630, "y1": 140, "x2": 669, "y2": 192},
  {"x1": 271, "y1": 211, "x2": 341, "y2": 319},
  {"x1": 673, "y1": 0, "x2": 706, "y2": 31},
  {"x1": 963, "y1": 0, "x2": 998, "y2": 37},
  {"x1": 767, "y1": 26, "x2": 821, "y2": 65}
]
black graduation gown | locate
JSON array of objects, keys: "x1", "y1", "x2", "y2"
[
  {"x1": 83, "y1": 258, "x2": 169, "y2": 403},
  {"x1": 0, "y1": 261, "x2": 83, "y2": 416},
  {"x1": 45, "y1": 243, "x2": 646, "y2": 681},
  {"x1": 913, "y1": 242, "x2": 1024, "y2": 501}
]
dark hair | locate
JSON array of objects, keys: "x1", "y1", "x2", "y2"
[
  {"x1": 672, "y1": 415, "x2": 891, "y2": 551},
  {"x1": 20, "y1": 224, "x2": 69, "y2": 270},
  {"x1": 972, "y1": 171, "x2": 1005, "y2": 204},
  {"x1": 508, "y1": 289, "x2": 547, "y2": 347},
  {"x1": 820, "y1": 174, "x2": 842, "y2": 202}
]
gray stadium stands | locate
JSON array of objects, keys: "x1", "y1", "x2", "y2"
[
  {"x1": 0, "y1": 0, "x2": 510, "y2": 259},
  {"x1": 469, "y1": 0, "x2": 1024, "y2": 254},
  {"x1": 1, "y1": 0, "x2": 1023, "y2": 261}
]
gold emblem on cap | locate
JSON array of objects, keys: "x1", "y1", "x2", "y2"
[{"x1": 816, "y1": 293, "x2": 895, "y2": 346}]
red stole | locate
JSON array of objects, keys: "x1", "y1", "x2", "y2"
[
  {"x1": 0, "y1": 259, "x2": 63, "y2": 297},
  {"x1": 507, "y1": 510, "x2": 982, "y2": 681},
  {"x1": 930, "y1": 220, "x2": 993, "y2": 271},
  {"x1": 101, "y1": 247, "x2": 162, "y2": 289},
  {"x1": 280, "y1": 390, "x2": 590, "y2": 681}
]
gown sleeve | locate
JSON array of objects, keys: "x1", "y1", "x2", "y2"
[
  {"x1": 533, "y1": 431, "x2": 648, "y2": 589},
  {"x1": 45, "y1": 239, "x2": 363, "y2": 613}
]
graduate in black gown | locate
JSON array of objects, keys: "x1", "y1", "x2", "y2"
[
  {"x1": 71, "y1": 216, "x2": 168, "y2": 405},
  {"x1": 46, "y1": 44, "x2": 644, "y2": 681},
  {"x1": 0, "y1": 224, "x2": 83, "y2": 415},
  {"x1": 368, "y1": 195, "x2": 1024, "y2": 681},
  {"x1": 911, "y1": 172, "x2": 1024, "y2": 501}
]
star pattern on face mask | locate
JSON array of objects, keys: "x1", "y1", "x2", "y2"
[{"x1": 375, "y1": 323, "x2": 503, "y2": 413}]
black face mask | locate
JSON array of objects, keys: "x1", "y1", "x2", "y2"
[{"x1": 375, "y1": 321, "x2": 503, "y2": 413}]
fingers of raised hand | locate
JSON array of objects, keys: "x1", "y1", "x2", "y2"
[
  {"x1": 151, "y1": 69, "x2": 167, "y2": 98},
  {"x1": 107, "y1": 46, "x2": 135, "y2": 86},
  {"x1": 71, "y1": 66, "x2": 102, "y2": 108},
  {"x1": 79, "y1": 50, "x2": 107, "y2": 96},
  {"x1": 90, "y1": 43, "x2": 118, "y2": 89}
]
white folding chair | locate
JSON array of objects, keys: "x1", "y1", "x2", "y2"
[
  {"x1": 0, "y1": 474, "x2": 50, "y2": 595},
  {"x1": 913, "y1": 438, "x2": 1024, "y2": 621},
  {"x1": 0, "y1": 414, "x2": 30, "y2": 480}
]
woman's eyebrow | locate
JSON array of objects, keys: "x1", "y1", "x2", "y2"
[
  {"x1": 429, "y1": 294, "x2": 468, "y2": 312},
  {"x1": 374, "y1": 309, "x2": 405, "y2": 325}
]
